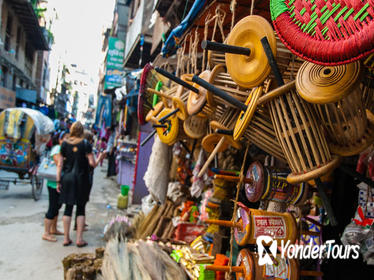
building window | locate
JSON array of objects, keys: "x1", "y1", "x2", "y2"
[
  {"x1": 20, "y1": 79, "x2": 24, "y2": 88},
  {"x1": 4, "y1": 15, "x2": 13, "y2": 51},
  {"x1": 130, "y1": 0, "x2": 141, "y2": 20},
  {"x1": 15, "y1": 27, "x2": 21, "y2": 59},
  {"x1": 1, "y1": 66, "x2": 8, "y2": 88},
  {"x1": 25, "y1": 43, "x2": 34, "y2": 63},
  {"x1": 12, "y1": 74, "x2": 17, "y2": 91},
  {"x1": 42, "y1": 62, "x2": 47, "y2": 87}
]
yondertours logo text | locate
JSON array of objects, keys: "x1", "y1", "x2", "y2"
[{"x1": 256, "y1": 235, "x2": 360, "y2": 266}]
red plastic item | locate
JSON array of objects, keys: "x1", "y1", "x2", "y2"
[
  {"x1": 173, "y1": 222, "x2": 205, "y2": 244},
  {"x1": 214, "y1": 254, "x2": 229, "y2": 280}
]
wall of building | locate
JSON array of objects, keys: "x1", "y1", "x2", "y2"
[
  {"x1": 124, "y1": 0, "x2": 144, "y2": 59},
  {"x1": 0, "y1": 1, "x2": 37, "y2": 90}
]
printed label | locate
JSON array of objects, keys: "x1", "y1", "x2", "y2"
[
  {"x1": 263, "y1": 257, "x2": 289, "y2": 279},
  {"x1": 253, "y1": 216, "x2": 286, "y2": 239}
]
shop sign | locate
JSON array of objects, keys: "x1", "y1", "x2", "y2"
[
  {"x1": 106, "y1": 37, "x2": 125, "y2": 69},
  {"x1": 104, "y1": 68, "x2": 124, "y2": 90},
  {"x1": 0, "y1": 86, "x2": 16, "y2": 109},
  {"x1": 16, "y1": 88, "x2": 37, "y2": 104}
]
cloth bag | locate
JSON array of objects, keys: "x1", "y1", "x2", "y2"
[
  {"x1": 143, "y1": 135, "x2": 170, "y2": 203},
  {"x1": 37, "y1": 155, "x2": 57, "y2": 181}
]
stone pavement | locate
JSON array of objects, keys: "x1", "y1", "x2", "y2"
[{"x1": 0, "y1": 163, "x2": 124, "y2": 280}]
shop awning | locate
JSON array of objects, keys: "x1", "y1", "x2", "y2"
[
  {"x1": 16, "y1": 88, "x2": 37, "y2": 104},
  {"x1": 8, "y1": 0, "x2": 49, "y2": 50}
]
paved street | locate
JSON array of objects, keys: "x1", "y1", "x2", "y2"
[{"x1": 0, "y1": 163, "x2": 120, "y2": 280}]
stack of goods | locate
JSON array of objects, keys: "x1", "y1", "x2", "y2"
[
  {"x1": 135, "y1": 200, "x2": 180, "y2": 240},
  {"x1": 101, "y1": 239, "x2": 187, "y2": 280},
  {"x1": 170, "y1": 245, "x2": 215, "y2": 280},
  {"x1": 62, "y1": 248, "x2": 104, "y2": 280}
]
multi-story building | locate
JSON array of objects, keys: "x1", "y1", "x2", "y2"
[
  {"x1": 123, "y1": 0, "x2": 155, "y2": 69},
  {"x1": 66, "y1": 64, "x2": 96, "y2": 124},
  {"x1": 0, "y1": 0, "x2": 49, "y2": 110}
]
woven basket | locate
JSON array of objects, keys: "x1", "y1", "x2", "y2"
[{"x1": 271, "y1": 0, "x2": 374, "y2": 65}]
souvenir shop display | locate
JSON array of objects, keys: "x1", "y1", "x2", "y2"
[{"x1": 85, "y1": 1, "x2": 374, "y2": 279}]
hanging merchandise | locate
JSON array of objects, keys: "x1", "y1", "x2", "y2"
[
  {"x1": 95, "y1": 94, "x2": 112, "y2": 128},
  {"x1": 161, "y1": 0, "x2": 207, "y2": 57},
  {"x1": 143, "y1": 134, "x2": 171, "y2": 203},
  {"x1": 296, "y1": 61, "x2": 374, "y2": 156},
  {"x1": 76, "y1": 1, "x2": 374, "y2": 279},
  {"x1": 270, "y1": 0, "x2": 374, "y2": 65},
  {"x1": 191, "y1": 148, "x2": 210, "y2": 198}
]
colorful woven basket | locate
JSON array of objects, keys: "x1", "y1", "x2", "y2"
[{"x1": 270, "y1": 0, "x2": 374, "y2": 65}]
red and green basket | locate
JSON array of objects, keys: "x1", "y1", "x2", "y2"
[{"x1": 270, "y1": 0, "x2": 374, "y2": 65}]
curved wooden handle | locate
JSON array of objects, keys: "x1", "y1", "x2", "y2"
[
  {"x1": 258, "y1": 81, "x2": 296, "y2": 105},
  {"x1": 198, "y1": 137, "x2": 226, "y2": 177},
  {"x1": 214, "y1": 174, "x2": 253, "y2": 184},
  {"x1": 204, "y1": 219, "x2": 241, "y2": 228},
  {"x1": 205, "y1": 265, "x2": 244, "y2": 273}
]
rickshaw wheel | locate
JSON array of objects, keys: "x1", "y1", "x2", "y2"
[{"x1": 31, "y1": 175, "x2": 44, "y2": 201}]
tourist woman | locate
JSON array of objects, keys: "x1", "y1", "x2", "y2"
[
  {"x1": 42, "y1": 131, "x2": 67, "y2": 242},
  {"x1": 56, "y1": 121, "x2": 98, "y2": 247}
]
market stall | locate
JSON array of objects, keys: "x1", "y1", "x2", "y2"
[{"x1": 68, "y1": 0, "x2": 374, "y2": 279}]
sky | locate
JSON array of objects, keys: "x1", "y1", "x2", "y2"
[{"x1": 47, "y1": 0, "x2": 116, "y2": 93}]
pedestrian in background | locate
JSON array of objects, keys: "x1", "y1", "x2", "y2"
[
  {"x1": 73, "y1": 130, "x2": 106, "y2": 231},
  {"x1": 56, "y1": 121, "x2": 100, "y2": 247},
  {"x1": 106, "y1": 125, "x2": 117, "y2": 178},
  {"x1": 97, "y1": 137, "x2": 107, "y2": 166},
  {"x1": 42, "y1": 131, "x2": 67, "y2": 242}
]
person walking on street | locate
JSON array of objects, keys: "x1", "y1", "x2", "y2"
[
  {"x1": 42, "y1": 131, "x2": 67, "y2": 242},
  {"x1": 73, "y1": 130, "x2": 106, "y2": 231},
  {"x1": 106, "y1": 126, "x2": 117, "y2": 178},
  {"x1": 56, "y1": 121, "x2": 99, "y2": 247}
]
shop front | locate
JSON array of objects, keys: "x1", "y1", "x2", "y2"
[{"x1": 0, "y1": 86, "x2": 16, "y2": 110}]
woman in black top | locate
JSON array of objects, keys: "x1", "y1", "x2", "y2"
[{"x1": 56, "y1": 121, "x2": 98, "y2": 247}]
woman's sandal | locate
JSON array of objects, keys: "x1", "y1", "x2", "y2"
[
  {"x1": 63, "y1": 240, "x2": 73, "y2": 246},
  {"x1": 76, "y1": 241, "x2": 88, "y2": 248},
  {"x1": 42, "y1": 234, "x2": 57, "y2": 242}
]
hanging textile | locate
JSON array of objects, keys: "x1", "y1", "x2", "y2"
[{"x1": 161, "y1": 0, "x2": 207, "y2": 57}]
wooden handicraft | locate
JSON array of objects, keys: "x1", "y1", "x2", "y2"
[
  {"x1": 201, "y1": 15, "x2": 277, "y2": 88},
  {"x1": 205, "y1": 207, "x2": 298, "y2": 246},
  {"x1": 187, "y1": 70, "x2": 217, "y2": 116},
  {"x1": 154, "y1": 108, "x2": 186, "y2": 146},
  {"x1": 267, "y1": 81, "x2": 340, "y2": 184},
  {"x1": 215, "y1": 161, "x2": 307, "y2": 206},
  {"x1": 296, "y1": 61, "x2": 374, "y2": 157},
  {"x1": 183, "y1": 114, "x2": 208, "y2": 139}
]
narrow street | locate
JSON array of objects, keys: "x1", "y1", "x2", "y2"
[{"x1": 0, "y1": 162, "x2": 119, "y2": 280}]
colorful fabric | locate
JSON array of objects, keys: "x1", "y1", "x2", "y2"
[
  {"x1": 161, "y1": 0, "x2": 207, "y2": 57},
  {"x1": 271, "y1": 0, "x2": 374, "y2": 65}
]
